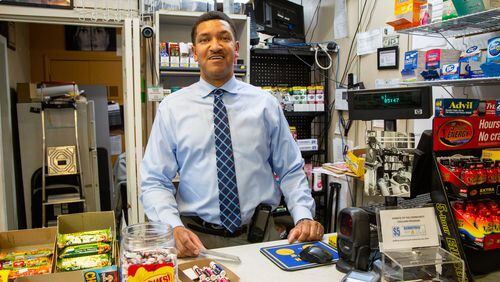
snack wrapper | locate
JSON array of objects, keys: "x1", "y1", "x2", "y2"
[
  {"x1": 59, "y1": 242, "x2": 111, "y2": 258},
  {"x1": 8, "y1": 265, "x2": 51, "y2": 279},
  {"x1": 0, "y1": 249, "x2": 53, "y2": 261},
  {"x1": 1, "y1": 256, "x2": 51, "y2": 270},
  {"x1": 0, "y1": 270, "x2": 9, "y2": 282},
  {"x1": 57, "y1": 254, "x2": 111, "y2": 272},
  {"x1": 57, "y1": 228, "x2": 112, "y2": 248}
]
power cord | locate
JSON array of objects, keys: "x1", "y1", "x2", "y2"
[{"x1": 315, "y1": 44, "x2": 333, "y2": 70}]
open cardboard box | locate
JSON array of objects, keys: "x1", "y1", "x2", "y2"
[
  {"x1": 178, "y1": 258, "x2": 240, "y2": 282},
  {"x1": 0, "y1": 228, "x2": 57, "y2": 281},
  {"x1": 15, "y1": 211, "x2": 119, "y2": 281}
]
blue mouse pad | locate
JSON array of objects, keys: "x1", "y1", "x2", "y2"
[{"x1": 260, "y1": 241, "x2": 339, "y2": 271}]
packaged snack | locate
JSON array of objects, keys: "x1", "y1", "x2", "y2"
[
  {"x1": 59, "y1": 242, "x2": 111, "y2": 259},
  {"x1": 57, "y1": 254, "x2": 111, "y2": 272},
  {"x1": 57, "y1": 228, "x2": 112, "y2": 248},
  {"x1": 8, "y1": 265, "x2": 51, "y2": 279},
  {"x1": 1, "y1": 256, "x2": 51, "y2": 270},
  {"x1": 0, "y1": 248, "x2": 53, "y2": 261},
  {"x1": 0, "y1": 270, "x2": 9, "y2": 282}
]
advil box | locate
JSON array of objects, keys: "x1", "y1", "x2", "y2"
[{"x1": 435, "y1": 99, "x2": 479, "y2": 117}]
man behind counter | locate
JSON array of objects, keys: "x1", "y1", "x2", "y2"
[{"x1": 141, "y1": 11, "x2": 324, "y2": 257}]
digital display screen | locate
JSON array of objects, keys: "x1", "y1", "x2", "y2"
[
  {"x1": 351, "y1": 89, "x2": 423, "y2": 110},
  {"x1": 347, "y1": 86, "x2": 432, "y2": 120}
]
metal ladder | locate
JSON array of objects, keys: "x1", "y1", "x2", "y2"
[{"x1": 41, "y1": 85, "x2": 85, "y2": 227}]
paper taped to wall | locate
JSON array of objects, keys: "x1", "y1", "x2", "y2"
[{"x1": 357, "y1": 29, "x2": 383, "y2": 56}]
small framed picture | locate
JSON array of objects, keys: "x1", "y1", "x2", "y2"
[{"x1": 377, "y1": 46, "x2": 399, "y2": 70}]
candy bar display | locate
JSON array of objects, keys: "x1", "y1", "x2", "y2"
[
  {"x1": 0, "y1": 248, "x2": 53, "y2": 280},
  {"x1": 452, "y1": 199, "x2": 500, "y2": 251},
  {"x1": 120, "y1": 222, "x2": 177, "y2": 282},
  {"x1": 56, "y1": 228, "x2": 113, "y2": 272}
]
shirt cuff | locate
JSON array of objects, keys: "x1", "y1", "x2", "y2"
[
  {"x1": 161, "y1": 212, "x2": 184, "y2": 229},
  {"x1": 290, "y1": 205, "x2": 313, "y2": 225}
]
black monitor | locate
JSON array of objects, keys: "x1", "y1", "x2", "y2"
[
  {"x1": 253, "y1": 0, "x2": 305, "y2": 39},
  {"x1": 347, "y1": 86, "x2": 432, "y2": 121}
]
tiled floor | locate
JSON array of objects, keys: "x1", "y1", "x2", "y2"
[{"x1": 475, "y1": 271, "x2": 500, "y2": 282}]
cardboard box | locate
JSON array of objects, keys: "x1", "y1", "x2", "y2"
[
  {"x1": 17, "y1": 83, "x2": 40, "y2": 103},
  {"x1": 425, "y1": 49, "x2": 461, "y2": 70},
  {"x1": 178, "y1": 258, "x2": 240, "y2": 282},
  {"x1": 0, "y1": 228, "x2": 57, "y2": 281},
  {"x1": 56, "y1": 211, "x2": 116, "y2": 272}
]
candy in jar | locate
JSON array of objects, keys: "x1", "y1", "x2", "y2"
[{"x1": 120, "y1": 222, "x2": 177, "y2": 282}]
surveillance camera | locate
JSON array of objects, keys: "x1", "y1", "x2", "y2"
[{"x1": 141, "y1": 26, "x2": 154, "y2": 38}]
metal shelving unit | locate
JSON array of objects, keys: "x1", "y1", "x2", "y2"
[
  {"x1": 250, "y1": 47, "x2": 331, "y2": 227},
  {"x1": 401, "y1": 77, "x2": 500, "y2": 87},
  {"x1": 397, "y1": 8, "x2": 500, "y2": 38}
]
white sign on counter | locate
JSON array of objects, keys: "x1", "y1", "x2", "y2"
[{"x1": 378, "y1": 207, "x2": 439, "y2": 252}]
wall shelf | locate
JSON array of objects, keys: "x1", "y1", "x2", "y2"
[
  {"x1": 160, "y1": 67, "x2": 247, "y2": 77},
  {"x1": 400, "y1": 77, "x2": 500, "y2": 87},
  {"x1": 397, "y1": 8, "x2": 500, "y2": 38}
]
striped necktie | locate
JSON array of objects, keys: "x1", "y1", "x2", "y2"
[{"x1": 212, "y1": 88, "x2": 242, "y2": 233}]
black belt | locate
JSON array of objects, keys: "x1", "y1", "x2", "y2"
[{"x1": 185, "y1": 216, "x2": 247, "y2": 238}]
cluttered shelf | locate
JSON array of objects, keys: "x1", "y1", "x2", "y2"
[
  {"x1": 401, "y1": 76, "x2": 500, "y2": 87},
  {"x1": 397, "y1": 8, "x2": 500, "y2": 38},
  {"x1": 160, "y1": 67, "x2": 247, "y2": 77}
]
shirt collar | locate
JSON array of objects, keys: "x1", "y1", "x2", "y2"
[{"x1": 199, "y1": 76, "x2": 239, "y2": 98}]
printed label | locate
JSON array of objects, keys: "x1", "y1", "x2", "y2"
[
  {"x1": 128, "y1": 263, "x2": 175, "y2": 282},
  {"x1": 437, "y1": 119, "x2": 474, "y2": 147}
]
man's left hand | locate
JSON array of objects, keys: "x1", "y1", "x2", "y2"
[{"x1": 287, "y1": 219, "x2": 324, "y2": 243}]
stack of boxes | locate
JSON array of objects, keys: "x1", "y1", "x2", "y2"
[{"x1": 160, "y1": 42, "x2": 197, "y2": 68}]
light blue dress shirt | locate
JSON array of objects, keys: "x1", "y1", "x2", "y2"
[{"x1": 140, "y1": 76, "x2": 315, "y2": 228}]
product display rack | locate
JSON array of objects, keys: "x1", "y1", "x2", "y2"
[
  {"x1": 401, "y1": 77, "x2": 500, "y2": 87},
  {"x1": 396, "y1": 10, "x2": 500, "y2": 281},
  {"x1": 154, "y1": 10, "x2": 250, "y2": 87},
  {"x1": 397, "y1": 8, "x2": 500, "y2": 38},
  {"x1": 250, "y1": 47, "x2": 331, "y2": 227},
  {"x1": 430, "y1": 128, "x2": 500, "y2": 281}
]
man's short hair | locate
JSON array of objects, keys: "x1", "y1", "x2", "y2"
[{"x1": 191, "y1": 11, "x2": 237, "y2": 44}]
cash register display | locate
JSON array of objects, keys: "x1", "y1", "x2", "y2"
[
  {"x1": 347, "y1": 86, "x2": 432, "y2": 120},
  {"x1": 351, "y1": 90, "x2": 422, "y2": 110}
]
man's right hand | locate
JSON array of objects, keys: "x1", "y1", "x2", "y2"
[{"x1": 173, "y1": 226, "x2": 205, "y2": 258}]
